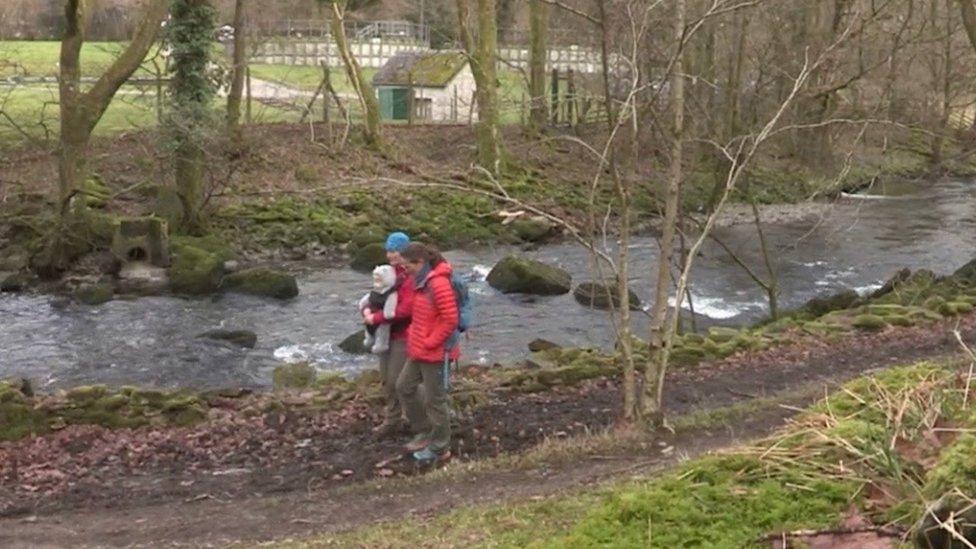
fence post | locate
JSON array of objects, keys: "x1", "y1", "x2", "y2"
[
  {"x1": 453, "y1": 85, "x2": 458, "y2": 123},
  {"x1": 567, "y1": 68, "x2": 576, "y2": 126},
  {"x1": 550, "y1": 68, "x2": 559, "y2": 124},
  {"x1": 408, "y1": 72, "x2": 415, "y2": 125},
  {"x1": 245, "y1": 65, "x2": 252, "y2": 123}
]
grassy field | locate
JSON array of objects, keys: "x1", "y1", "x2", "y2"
[{"x1": 0, "y1": 40, "x2": 165, "y2": 78}]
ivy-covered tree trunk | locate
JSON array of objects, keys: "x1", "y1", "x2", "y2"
[
  {"x1": 168, "y1": 0, "x2": 217, "y2": 234},
  {"x1": 329, "y1": 1, "x2": 382, "y2": 147},
  {"x1": 457, "y1": 0, "x2": 503, "y2": 175},
  {"x1": 226, "y1": 0, "x2": 247, "y2": 138},
  {"x1": 528, "y1": 0, "x2": 548, "y2": 133}
]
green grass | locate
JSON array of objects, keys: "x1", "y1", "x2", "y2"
[
  {"x1": 285, "y1": 361, "x2": 976, "y2": 548},
  {"x1": 0, "y1": 40, "x2": 164, "y2": 78},
  {"x1": 248, "y1": 64, "x2": 378, "y2": 96}
]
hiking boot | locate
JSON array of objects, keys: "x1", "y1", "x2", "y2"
[
  {"x1": 412, "y1": 447, "x2": 451, "y2": 463},
  {"x1": 403, "y1": 434, "x2": 430, "y2": 452}
]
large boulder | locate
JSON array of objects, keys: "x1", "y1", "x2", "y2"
[
  {"x1": 869, "y1": 268, "x2": 912, "y2": 299},
  {"x1": 74, "y1": 282, "x2": 114, "y2": 305},
  {"x1": 221, "y1": 268, "x2": 299, "y2": 300},
  {"x1": 350, "y1": 243, "x2": 388, "y2": 273},
  {"x1": 198, "y1": 329, "x2": 257, "y2": 349},
  {"x1": 510, "y1": 217, "x2": 555, "y2": 243},
  {"x1": 573, "y1": 282, "x2": 642, "y2": 310},
  {"x1": 338, "y1": 329, "x2": 370, "y2": 355},
  {"x1": 800, "y1": 289, "x2": 860, "y2": 317},
  {"x1": 954, "y1": 258, "x2": 976, "y2": 285},
  {"x1": 486, "y1": 255, "x2": 571, "y2": 295},
  {"x1": 0, "y1": 272, "x2": 30, "y2": 293},
  {"x1": 168, "y1": 245, "x2": 224, "y2": 295}
]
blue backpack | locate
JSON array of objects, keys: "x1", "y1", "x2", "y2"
[{"x1": 450, "y1": 272, "x2": 473, "y2": 334}]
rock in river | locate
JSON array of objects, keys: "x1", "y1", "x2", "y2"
[
  {"x1": 338, "y1": 329, "x2": 370, "y2": 355},
  {"x1": 198, "y1": 329, "x2": 258, "y2": 349},
  {"x1": 221, "y1": 268, "x2": 299, "y2": 300},
  {"x1": 486, "y1": 255, "x2": 571, "y2": 295},
  {"x1": 573, "y1": 282, "x2": 642, "y2": 310},
  {"x1": 350, "y1": 243, "x2": 388, "y2": 273}
]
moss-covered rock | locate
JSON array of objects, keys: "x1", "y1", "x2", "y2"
[
  {"x1": 801, "y1": 289, "x2": 860, "y2": 317},
  {"x1": 952, "y1": 258, "x2": 976, "y2": 285},
  {"x1": 338, "y1": 329, "x2": 370, "y2": 355},
  {"x1": 0, "y1": 272, "x2": 30, "y2": 293},
  {"x1": 221, "y1": 268, "x2": 299, "y2": 300},
  {"x1": 74, "y1": 282, "x2": 114, "y2": 305},
  {"x1": 886, "y1": 314, "x2": 914, "y2": 327},
  {"x1": 273, "y1": 363, "x2": 317, "y2": 390},
  {"x1": 510, "y1": 217, "x2": 555, "y2": 243},
  {"x1": 951, "y1": 301, "x2": 974, "y2": 314},
  {"x1": 350, "y1": 243, "x2": 388, "y2": 273},
  {"x1": 924, "y1": 295, "x2": 948, "y2": 312},
  {"x1": 852, "y1": 314, "x2": 887, "y2": 331},
  {"x1": 487, "y1": 255, "x2": 571, "y2": 295},
  {"x1": 528, "y1": 338, "x2": 561, "y2": 352},
  {"x1": 707, "y1": 326, "x2": 740, "y2": 343},
  {"x1": 66, "y1": 384, "x2": 109, "y2": 403},
  {"x1": 168, "y1": 244, "x2": 225, "y2": 295},
  {"x1": 198, "y1": 329, "x2": 258, "y2": 348},
  {"x1": 671, "y1": 345, "x2": 707, "y2": 365},
  {"x1": 573, "y1": 282, "x2": 642, "y2": 311},
  {"x1": 867, "y1": 303, "x2": 909, "y2": 316}
]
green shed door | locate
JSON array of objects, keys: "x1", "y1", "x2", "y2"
[{"x1": 378, "y1": 87, "x2": 409, "y2": 121}]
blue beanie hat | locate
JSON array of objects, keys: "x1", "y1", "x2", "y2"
[{"x1": 385, "y1": 232, "x2": 410, "y2": 252}]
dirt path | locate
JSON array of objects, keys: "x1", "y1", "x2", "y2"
[{"x1": 1, "y1": 317, "x2": 973, "y2": 547}]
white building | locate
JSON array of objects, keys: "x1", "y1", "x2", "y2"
[{"x1": 372, "y1": 51, "x2": 478, "y2": 123}]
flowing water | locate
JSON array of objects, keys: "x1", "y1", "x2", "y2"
[{"x1": 3, "y1": 179, "x2": 975, "y2": 391}]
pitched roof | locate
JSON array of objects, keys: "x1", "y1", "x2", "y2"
[{"x1": 372, "y1": 51, "x2": 468, "y2": 88}]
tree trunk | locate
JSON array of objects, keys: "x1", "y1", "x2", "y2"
[
  {"x1": 169, "y1": 0, "x2": 217, "y2": 234},
  {"x1": 457, "y1": 0, "x2": 503, "y2": 175},
  {"x1": 642, "y1": 0, "x2": 685, "y2": 426},
  {"x1": 528, "y1": 0, "x2": 548, "y2": 133},
  {"x1": 330, "y1": 2, "x2": 382, "y2": 147},
  {"x1": 226, "y1": 0, "x2": 247, "y2": 138},
  {"x1": 58, "y1": 0, "x2": 168, "y2": 211}
]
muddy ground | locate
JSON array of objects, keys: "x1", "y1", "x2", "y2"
[{"x1": 0, "y1": 315, "x2": 973, "y2": 547}]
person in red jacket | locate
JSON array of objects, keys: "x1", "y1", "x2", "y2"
[
  {"x1": 396, "y1": 242, "x2": 460, "y2": 461},
  {"x1": 363, "y1": 232, "x2": 415, "y2": 435}
]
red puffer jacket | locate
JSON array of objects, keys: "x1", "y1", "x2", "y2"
[{"x1": 407, "y1": 261, "x2": 461, "y2": 364}]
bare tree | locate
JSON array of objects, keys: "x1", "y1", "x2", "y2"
[
  {"x1": 226, "y1": 0, "x2": 247, "y2": 139},
  {"x1": 528, "y1": 0, "x2": 549, "y2": 133},
  {"x1": 326, "y1": 0, "x2": 383, "y2": 147},
  {"x1": 456, "y1": 0, "x2": 503, "y2": 175}
]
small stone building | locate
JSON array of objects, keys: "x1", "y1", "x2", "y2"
[{"x1": 372, "y1": 51, "x2": 478, "y2": 123}]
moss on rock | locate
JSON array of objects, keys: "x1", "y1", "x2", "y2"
[
  {"x1": 350, "y1": 243, "x2": 388, "y2": 273},
  {"x1": 75, "y1": 282, "x2": 114, "y2": 305},
  {"x1": 168, "y1": 243, "x2": 224, "y2": 295},
  {"x1": 573, "y1": 282, "x2": 642, "y2": 311},
  {"x1": 273, "y1": 362, "x2": 317, "y2": 390},
  {"x1": 852, "y1": 314, "x2": 887, "y2": 331},
  {"x1": 487, "y1": 255, "x2": 571, "y2": 295},
  {"x1": 222, "y1": 268, "x2": 299, "y2": 300}
]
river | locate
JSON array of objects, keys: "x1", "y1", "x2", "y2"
[{"x1": 2, "y1": 178, "x2": 975, "y2": 391}]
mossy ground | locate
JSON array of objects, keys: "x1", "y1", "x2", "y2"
[{"x1": 297, "y1": 361, "x2": 976, "y2": 548}]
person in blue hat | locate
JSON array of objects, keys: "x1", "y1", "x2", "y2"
[{"x1": 362, "y1": 232, "x2": 415, "y2": 435}]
